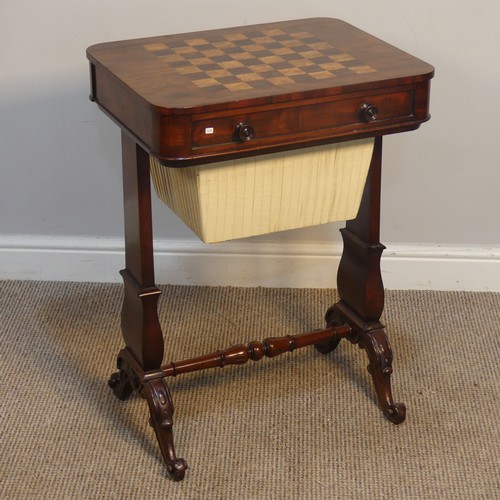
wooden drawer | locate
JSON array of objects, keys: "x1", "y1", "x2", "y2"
[{"x1": 192, "y1": 90, "x2": 414, "y2": 150}]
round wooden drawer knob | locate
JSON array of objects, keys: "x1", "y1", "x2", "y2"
[
  {"x1": 236, "y1": 122, "x2": 255, "y2": 141},
  {"x1": 360, "y1": 103, "x2": 378, "y2": 122}
]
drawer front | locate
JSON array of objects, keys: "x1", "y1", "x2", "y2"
[{"x1": 192, "y1": 91, "x2": 414, "y2": 149}]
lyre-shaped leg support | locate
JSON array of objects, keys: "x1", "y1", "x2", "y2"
[
  {"x1": 318, "y1": 137, "x2": 406, "y2": 424},
  {"x1": 109, "y1": 132, "x2": 186, "y2": 480},
  {"x1": 109, "y1": 133, "x2": 405, "y2": 482}
]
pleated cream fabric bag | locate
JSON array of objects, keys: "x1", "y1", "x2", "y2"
[{"x1": 150, "y1": 138, "x2": 374, "y2": 243}]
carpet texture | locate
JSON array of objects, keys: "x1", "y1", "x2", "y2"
[{"x1": 0, "y1": 281, "x2": 499, "y2": 499}]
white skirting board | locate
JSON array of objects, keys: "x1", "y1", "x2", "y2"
[{"x1": 1, "y1": 235, "x2": 499, "y2": 292}]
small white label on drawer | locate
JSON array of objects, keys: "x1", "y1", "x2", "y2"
[{"x1": 205, "y1": 127, "x2": 214, "y2": 134}]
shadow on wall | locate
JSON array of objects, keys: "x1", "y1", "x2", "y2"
[{"x1": 0, "y1": 81, "x2": 198, "y2": 239}]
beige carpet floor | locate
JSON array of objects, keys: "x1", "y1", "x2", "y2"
[{"x1": 1, "y1": 281, "x2": 499, "y2": 499}]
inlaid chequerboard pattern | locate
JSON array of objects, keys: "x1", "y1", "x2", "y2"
[{"x1": 144, "y1": 28, "x2": 376, "y2": 91}]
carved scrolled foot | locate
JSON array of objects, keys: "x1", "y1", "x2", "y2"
[
  {"x1": 358, "y1": 328, "x2": 406, "y2": 425},
  {"x1": 142, "y1": 377, "x2": 188, "y2": 481},
  {"x1": 381, "y1": 402, "x2": 406, "y2": 424},
  {"x1": 108, "y1": 357, "x2": 137, "y2": 401},
  {"x1": 314, "y1": 306, "x2": 344, "y2": 354}
]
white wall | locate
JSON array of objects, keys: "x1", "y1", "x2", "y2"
[{"x1": 1, "y1": 1, "x2": 499, "y2": 289}]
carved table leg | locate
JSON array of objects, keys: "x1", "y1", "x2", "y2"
[
  {"x1": 358, "y1": 328, "x2": 406, "y2": 424},
  {"x1": 141, "y1": 377, "x2": 188, "y2": 481},
  {"x1": 108, "y1": 354, "x2": 136, "y2": 401},
  {"x1": 107, "y1": 131, "x2": 186, "y2": 479},
  {"x1": 320, "y1": 137, "x2": 406, "y2": 424}
]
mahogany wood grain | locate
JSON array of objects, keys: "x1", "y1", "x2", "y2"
[
  {"x1": 120, "y1": 131, "x2": 164, "y2": 370},
  {"x1": 160, "y1": 326, "x2": 351, "y2": 378},
  {"x1": 89, "y1": 18, "x2": 433, "y2": 479},
  {"x1": 337, "y1": 135, "x2": 385, "y2": 319},
  {"x1": 109, "y1": 348, "x2": 187, "y2": 480},
  {"x1": 320, "y1": 137, "x2": 406, "y2": 424},
  {"x1": 87, "y1": 18, "x2": 433, "y2": 165}
]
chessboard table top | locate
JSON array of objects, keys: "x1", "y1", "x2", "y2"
[
  {"x1": 87, "y1": 18, "x2": 433, "y2": 113},
  {"x1": 87, "y1": 18, "x2": 433, "y2": 165}
]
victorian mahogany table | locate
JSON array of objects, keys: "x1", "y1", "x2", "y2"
[{"x1": 87, "y1": 18, "x2": 433, "y2": 480}]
